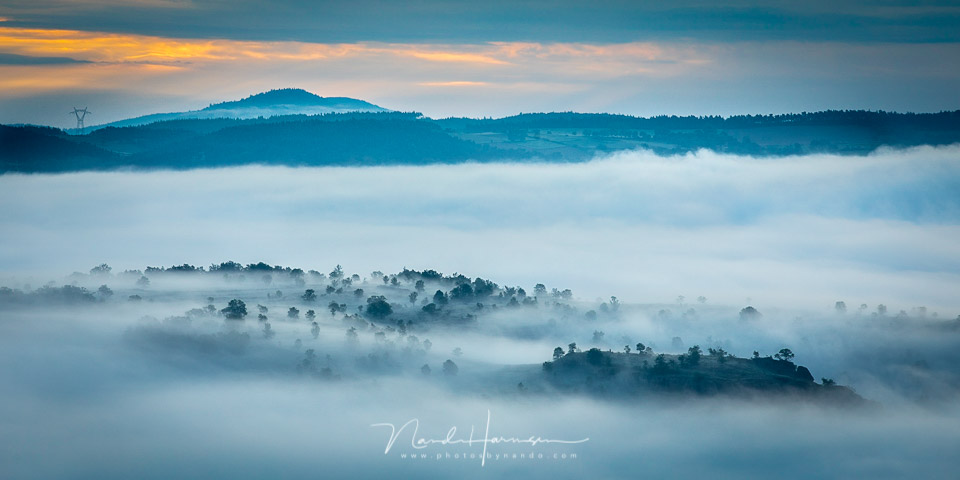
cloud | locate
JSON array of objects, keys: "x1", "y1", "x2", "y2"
[
  {"x1": 0, "y1": 52, "x2": 88, "y2": 64},
  {"x1": 2, "y1": 1, "x2": 959, "y2": 44}
]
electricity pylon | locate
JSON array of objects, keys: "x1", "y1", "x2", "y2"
[{"x1": 69, "y1": 107, "x2": 91, "y2": 133}]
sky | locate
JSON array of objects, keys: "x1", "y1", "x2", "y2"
[{"x1": 1, "y1": 1, "x2": 959, "y2": 127}]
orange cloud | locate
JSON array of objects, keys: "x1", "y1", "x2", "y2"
[
  {"x1": 0, "y1": 25, "x2": 704, "y2": 74},
  {"x1": 399, "y1": 50, "x2": 508, "y2": 65}
]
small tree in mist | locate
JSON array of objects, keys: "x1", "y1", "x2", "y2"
[
  {"x1": 567, "y1": 343, "x2": 578, "y2": 355},
  {"x1": 534, "y1": 284, "x2": 547, "y2": 297},
  {"x1": 835, "y1": 301, "x2": 847, "y2": 314},
  {"x1": 609, "y1": 296, "x2": 620, "y2": 311},
  {"x1": 409, "y1": 291, "x2": 418, "y2": 304},
  {"x1": 346, "y1": 327, "x2": 359, "y2": 344},
  {"x1": 365, "y1": 295, "x2": 393, "y2": 319},
  {"x1": 415, "y1": 280, "x2": 425, "y2": 292},
  {"x1": 421, "y1": 364, "x2": 431, "y2": 375},
  {"x1": 443, "y1": 359, "x2": 458, "y2": 376},
  {"x1": 288, "y1": 307, "x2": 300, "y2": 319},
  {"x1": 311, "y1": 321, "x2": 320, "y2": 339},
  {"x1": 553, "y1": 347, "x2": 564, "y2": 360},
  {"x1": 305, "y1": 309, "x2": 316, "y2": 320},
  {"x1": 90, "y1": 264, "x2": 112, "y2": 275},
  {"x1": 221, "y1": 299, "x2": 247, "y2": 319},
  {"x1": 774, "y1": 348, "x2": 795, "y2": 362},
  {"x1": 739, "y1": 306, "x2": 762, "y2": 321},
  {"x1": 262, "y1": 322, "x2": 275, "y2": 339},
  {"x1": 97, "y1": 284, "x2": 113, "y2": 299},
  {"x1": 636, "y1": 342, "x2": 646, "y2": 354},
  {"x1": 302, "y1": 289, "x2": 317, "y2": 302},
  {"x1": 686, "y1": 345, "x2": 702, "y2": 366}
]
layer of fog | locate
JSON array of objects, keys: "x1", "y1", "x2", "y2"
[
  {"x1": 2, "y1": 145, "x2": 960, "y2": 313},
  {"x1": 1, "y1": 291, "x2": 959, "y2": 479},
  {"x1": 3, "y1": 145, "x2": 960, "y2": 477}
]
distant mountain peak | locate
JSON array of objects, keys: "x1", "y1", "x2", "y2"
[
  {"x1": 204, "y1": 88, "x2": 382, "y2": 111},
  {"x1": 73, "y1": 88, "x2": 389, "y2": 132}
]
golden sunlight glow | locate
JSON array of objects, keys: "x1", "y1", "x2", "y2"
[
  {"x1": 0, "y1": 26, "x2": 694, "y2": 67},
  {"x1": 399, "y1": 50, "x2": 508, "y2": 65},
  {"x1": 0, "y1": 25, "x2": 707, "y2": 100}
]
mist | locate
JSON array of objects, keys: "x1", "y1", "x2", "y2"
[
  {"x1": 2, "y1": 146, "x2": 960, "y2": 478},
  {"x1": 2, "y1": 145, "x2": 959, "y2": 310}
]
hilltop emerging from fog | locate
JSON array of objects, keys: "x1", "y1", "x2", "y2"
[{"x1": 2, "y1": 88, "x2": 959, "y2": 173}]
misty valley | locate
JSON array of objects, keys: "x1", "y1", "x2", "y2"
[
  {"x1": 3, "y1": 258, "x2": 960, "y2": 478},
  {"x1": 3, "y1": 0, "x2": 960, "y2": 476},
  {"x1": 3, "y1": 89, "x2": 960, "y2": 479},
  {"x1": 2, "y1": 144, "x2": 960, "y2": 478},
  {"x1": 2, "y1": 262, "x2": 892, "y2": 403}
]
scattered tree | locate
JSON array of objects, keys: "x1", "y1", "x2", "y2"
[
  {"x1": 553, "y1": 347, "x2": 564, "y2": 360},
  {"x1": 221, "y1": 299, "x2": 248, "y2": 319},
  {"x1": 686, "y1": 345, "x2": 702, "y2": 366},
  {"x1": 774, "y1": 348, "x2": 795, "y2": 362},
  {"x1": 835, "y1": 301, "x2": 847, "y2": 314},
  {"x1": 365, "y1": 295, "x2": 393, "y2": 319},
  {"x1": 442, "y1": 359, "x2": 458, "y2": 376},
  {"x1": 739, "y1": 306, "x2": 762, "y2": 320}
]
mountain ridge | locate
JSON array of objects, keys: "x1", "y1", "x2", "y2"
[{"x1": 70, "y1": 88, "x2": 390, "y2": 133}]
